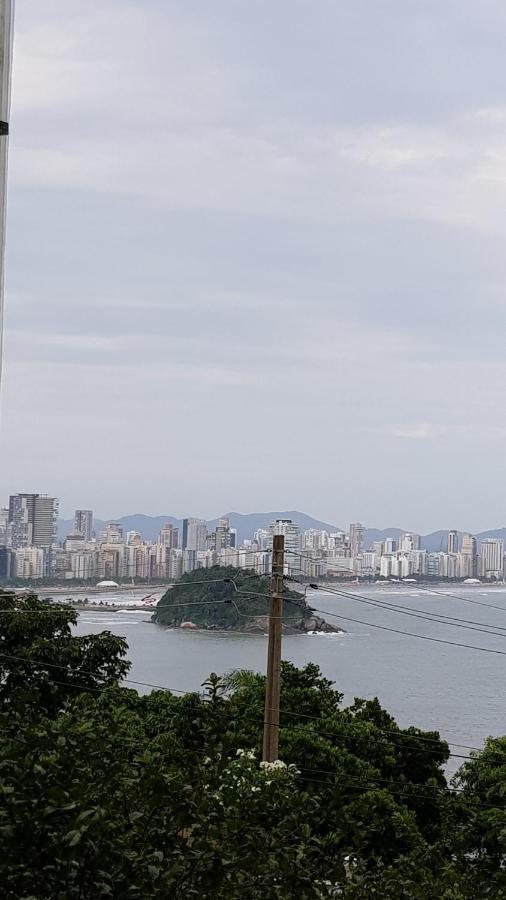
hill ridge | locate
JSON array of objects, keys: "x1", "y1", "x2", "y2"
[{"x1": 57, "y1": 512, "x2": 506, "y2": 550}]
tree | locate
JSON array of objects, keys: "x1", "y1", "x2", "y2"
[
  {"x1": 1, "y1": 594, "x2": 506, "y2": 897},
  {"x1": 0, "y1": 591, "x2": 129, "y2": 714},
  {"x1": 153, "y1": 566, "x2": 307, "y2": 630},
  {"x1": 452, "y1": 735, "x2": 506, "y2": 895}
]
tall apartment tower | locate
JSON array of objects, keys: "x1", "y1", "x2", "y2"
[
  {"x1": 74, "y1": 509, "x2": 93, "y2": 541},
  {"x1": 480, "y1": 539, "x2": 504, "y2": 580},
  {"x1": 460, "y1": 533, "x2": 477, "y2": 578},
  {"x1": 158, "y1": 523, "x2": 179, "y2": 549},
  {"x1": 8, "y1": 494, "x2": 59, "y2": 550},
  {"x1": 349, "y1": 522, "x2": 364, "y2": 558},
  {"x1": 182, "y1": 518, "x2": 207, "y2": 551},
  {"x1": 0, "y1": 1, "x2": 14, "y2": 386},
  {"x1": 447, "y1": 530, "x2": 459, "y2": 554},
  {"x1": 400, "y1": 532, "x2": 421, "y2": 552},
  {"x1": 214, "y1": 516, "x2": 231, "y2": 552}
]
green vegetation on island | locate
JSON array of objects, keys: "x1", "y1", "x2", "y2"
[
  {"x1": 152, "y1": 565, "x2": 336, "y2": 632},
  {"x1": 2, "y1": 590, "x2": 506, "y2": 897}
]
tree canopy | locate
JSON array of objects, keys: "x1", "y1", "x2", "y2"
[
  {"x1": 153, "y1": 565, "x2": 309, "y2": 631},
  {"x1": 0, "y1": 590, "x2": 505, "y2": 898}
]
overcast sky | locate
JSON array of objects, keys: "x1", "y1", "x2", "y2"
[{"x1": 2, "y1": 0, "x2": 506, "y2": 531}]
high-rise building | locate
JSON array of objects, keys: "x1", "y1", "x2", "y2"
[
  {"x1": 400, "y1": 533, "x2": 421, "y2": 552},
  {"x1": 349, "y1": 523, "x2": 364, "y2": 558},
  {"x1": 269, "y1": 519, "x2": 301, "y2": 573},
  {"x1": 8, "y1": 494, "x2": 58, "y2": 550},
  {"x1": 214, "y1": 517, "x2": 232, "y2": 552},
  {"x1": 0, "y1": 507, "x2": 9, "y2": 546},
  {"x1": 447, "y1": 530, "x2": 459, "y2": 554},
  {"x1": 459, "y1": 533, "x2": 477, "y2": 578},
  {"x1": 74, "y1": 509, "x2": 93, "y2": 541},
  {"x1": 254, "y1": 529, "x2": 270, "y2": 551},
  {"x1": 182, "y1": 518, "x2": 207, "y2": 551},
  {"x1": 269, "y1": 518, "x2": 301, "y2": 552},
  {"x1": 304, "y1": 530, "x2": 329, "y2": 551},
  {"x1": 158, "y1": 523, "x2": 179, "y2": 549},
  {"x1": 480, "y1": 539, "x2": 504, "y2": 580},
  {"x1": 12, "y1": 546, "x2": 44, "y2": 579},
  {"x1": 383, "y1": 538, "x2": 397, "y2": 554},
  {"x1": 99, "y1": 523, "x2": 124, "y2": 544},
  {"x1": 0, "y1": 546, "x2": 10, "y2": 579}
]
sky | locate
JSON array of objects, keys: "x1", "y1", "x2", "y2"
[{"x1": 2, "y1": 0, "x2": 506, "y2": 531}]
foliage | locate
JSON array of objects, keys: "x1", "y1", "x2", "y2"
[
  {"x1": 153, "y1": 565, "x2": 307, "y2": 630},
  {"x1": 0, "y1": 591, "x2": 129, "y2": 714},
  {"x1": 1, "y1": 594, "x2": 506, "y2": 897}
]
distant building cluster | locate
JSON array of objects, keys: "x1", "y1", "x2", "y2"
[
  {"x1": 0, "y1": 495, "x2": 504, "y2": 583},
  {"x1": 298, "y1": 525, "x2": 504, "y2": 581}
]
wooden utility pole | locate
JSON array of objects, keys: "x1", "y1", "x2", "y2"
[
  {"x1": 262, "y1": 534, "x2": 284, "y2": 762},
  {"x1": 0, "y1": 0, "x2": 14, "y2": 389}
]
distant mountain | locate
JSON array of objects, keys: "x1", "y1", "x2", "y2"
[
  {"x1": 362, "y1": 528, "x2": 404, "y2": 547},
  {"x1": 421, "y1": 531, "x2": 456, "y2": 552},
  {"x1": 476, "y1": 528, "x2": 506, "y2": 544},
  {"x1": 58, "y1": 510, "x2": 341, "y2": 544},
  {"x1": 56, "y1": 514, "x2": 506, "y2": 550},
  {"x1": 57, "y1": 514, "x2": 180, "y2": 543},
  {"x1": 210, "y1": 511, "x2": 341, "y2": 545}
]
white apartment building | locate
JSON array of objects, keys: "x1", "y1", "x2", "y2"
[
  {"x1": 357, "y1": 551, "x2": 376, "y2": 576},
  {"x1": 254, "y1": 529, "x2": 271, "y2": 550},
  {"x1": 99, "y1": 524, "x2": 124, "y2": 545},
  {"x1": 70, "y1": 552, "x2": 96, "y2": 580},
  {"x1": 399, "y1": 533, "x2": 421, "y2": 552},
  {"x1": 13, "y1": 547, "x2": 44, "y2": 579},
  {"x1": 328, "y1": 532, "x2": 348, "y2": 551},
  {"x1": 480, "y1": 539, "x2": 504, "y2": 579},
  {"x1": 303, "y1": 529, "x2": 329, "y2": 551},
  {"x1": 269, "y1": 519, "x2": 301, "y2": 574}
]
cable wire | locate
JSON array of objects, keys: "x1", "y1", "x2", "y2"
[
  {"x1": 0, "y1": 649, "x2": 479, "y2": 761},
  {"x1": 310, "y1": 585, "x2": 506, "y2": 640},
  {"x1": 308, "y1": 602, "x2": 506, "y2": 656}
]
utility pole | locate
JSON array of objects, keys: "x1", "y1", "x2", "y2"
[
  {"x1": 262, "y1": 534, "x2": 284, "y2": 762},
  {"x1": 0, "y1": 0, "x2": 14, "y2": 389}
]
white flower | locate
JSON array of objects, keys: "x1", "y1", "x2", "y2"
[{"x1": 260, "y1": 759, "x2": 287, "y2": 771}]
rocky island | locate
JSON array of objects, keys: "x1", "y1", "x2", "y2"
[{"x1": 152, "y1": 566, "x2": 342, "y2": 634}]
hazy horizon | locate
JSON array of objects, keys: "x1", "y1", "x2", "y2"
[
  {"x1": 53, "y1": 506, "x2": 506, "y2": 538},
  {"x1": 3, "y1": 1, "x2": 506, "y2": 533}
]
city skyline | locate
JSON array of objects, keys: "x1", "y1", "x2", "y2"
[
  {"x1": 10, "y1": 491, "x2": 506, "y2": 541},
  {"x1": 3, "y1": 2, "x2": 506, "y2": 529},
  {"x1": 2, "y1": 488, "x2": 506, "y2": 583}
]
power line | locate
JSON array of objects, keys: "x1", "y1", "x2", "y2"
[
  {"x1": 394, "y1": 582, "x2": 506, "y2": 613},
  {"x1": 309, "y1": 585, "x2": 506, "y2": 640},
  {"x1": 285, "y1": 548, "x2": 506, "y2": 613},
  {"x1": 273, "y1": 704, "x2": 482, "y2": 753},
  {"x1": 0, "y1": 648, "x2": 480, "y2": 762},
  {"x1": 308, "y1": 602, "x2": 506, "y2": 656},
  {"x1": 0, "y1": 574, "x2": 297, "y2": 613},
  {"x1": 297, "y1": 774, "x2": 506, "y2": 812},
  {"x1": 1, "y1": 589, "x2": 499, "y2": 757},
  {"x1": 3, "y1": 648, "x2": 497, "y2": 765},
  {"x1": 7, "y1": 661, "x2": 506, "y2": 811}
]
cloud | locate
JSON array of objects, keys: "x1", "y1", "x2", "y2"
[
  {"x1": 4, "y1": 0, "x2": 506, "y2": 530},
  {"x1": 387, "y1": 424, "x2": 438, "y2": 440}
]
